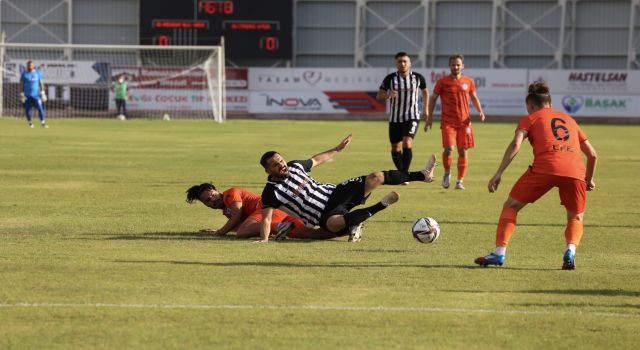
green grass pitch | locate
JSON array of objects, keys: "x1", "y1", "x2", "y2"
[{"x1": 0, "y1": 117, "x2": 639, "y2": 349}]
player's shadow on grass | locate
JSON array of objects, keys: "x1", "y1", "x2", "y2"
[
  {"x1": 105, "y1": 232, "x2": 242, "y2": 241},
  {"x1": 106, "y1": 232, "x2": 348, "y2": 244},
  {"x1": 114, "y1": 259, "x2": 480, "y2": 269},
  {"x1": 513, "y1": 302, "x2": 640, "y2": 310},
  {"x1": 445, "y1": 289, "x2": 640, "y2": 297},
  {"x1": 522, "y1": 289, "x2": 640, "y2": 297}
]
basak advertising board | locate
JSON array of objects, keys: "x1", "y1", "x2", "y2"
[
  {"x1": 248, "y1": 91, "x2": 386, "y2": 114},
  {"x1": 4, "y1": 60, "x2": 109, "y2": 84},
  {"x1": 529, "y1": 69, "x2": 640, "y2": 94},
  {"x1": 109, "y1": 89, "x2": 248, "y2": 113},
  {"x1": 552, "y1": 94, "x2": 640, "y2": 118},
  {"x1": 248, "y1": 68, "x2": 388, "y2": 91}
]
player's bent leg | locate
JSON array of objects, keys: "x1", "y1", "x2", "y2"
[
  {"x1": 325, "y1": 215, "x2": 347, "y2": 233},
  {"x1": 475, "y1": 197, "x2": 526, "y2": 267},
  {"x1": 235, "y1": 218, "x2": 261, "y2": 238},
  {"x1": 364, "y1": 172, "x2": 385, "y2": 195},
  {"x1": 325, "y1": 214, "x2": 362, "y2": 243},
  {"x1": 562, "y1": 211, "x2": 584, "y2": 270},
  {"x1": 293, "y1": 226, "x2": 341, "y2": 240}
]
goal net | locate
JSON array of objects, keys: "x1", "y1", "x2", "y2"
[{"x1": 0, "y1": 43, "x2": 225, "y2": 122}]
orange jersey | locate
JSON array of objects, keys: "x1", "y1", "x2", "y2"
[
  {"x1": 434, "y1": 75, "x2": 476, "y2": 127},
  {"x1": 222, "y1": 188, "x2": 262, "y2": 220},
  {"x1": 517, "y1": 107, "x2": 587, "y2": 180}
]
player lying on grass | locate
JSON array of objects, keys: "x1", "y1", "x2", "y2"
[
  {"x1": 474, "y1": 81, "x2": 598, "y2": 270},
  {"x1": 258, "y1": 134, "x2": 437, "y2": 243},
  {"x1": 186, "y1": 183, "x2": 339, "y2": 240}
]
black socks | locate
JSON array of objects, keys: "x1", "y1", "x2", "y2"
[
  {"x1": 391, "y1": 151, "x2": 403, "y2": 171},
  {"x1": 343, "y1": 202, "x2": 387, "y2": 228},
  {"x1": 402, "y1": 148, "x2": 413, "y2": 172},
  {"x1": 382, "y1": 170, "x2": 425, "y2": 185}
]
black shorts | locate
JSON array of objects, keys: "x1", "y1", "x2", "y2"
[
  {"x1": 319, "y1": 175, "x2": 369, "y2": 230},
  {"x1": 389, "y1": 120, "x2": 420, "y2": 143}
]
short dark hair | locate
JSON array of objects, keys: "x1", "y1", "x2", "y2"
[
  {"x1": 185, "y1": 182, "x2": 216, "y2": 204},
  {"x1": 260, "y1": 151, "x2": 278, "y2": 168},
  {"x1": 395, "y1": 52, "x2": 410, "y2": 59},
  {"x1": 525, "y1": 80, "x2": 552, "y2": 107},
  {"x1": 448, "y1": 53, "x2": 464, "y2": 64}
]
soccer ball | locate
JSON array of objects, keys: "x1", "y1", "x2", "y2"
[
  {"x1": 162, "y1": 114, "x2": 171, "y2": 121},
  {"x1": 411, "y1": 217, "x2": 440, "y2": 243},
  {"x1": 116, "y1": 114, "x2": 126, "y2": 121}
]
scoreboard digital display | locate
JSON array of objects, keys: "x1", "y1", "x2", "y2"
[{"x1": 140, "y1": 0, "x2": 293, "y2": 59}]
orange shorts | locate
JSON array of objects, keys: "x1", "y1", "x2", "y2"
[
  {"x1": 247, "y1": 209, "x2": 304, "y2": 237},
  {"x1": 509, "y1": 168, "x2": 587, "y2": 213},
  {"x1": 441, "y1": 124, "x2": 475, "y2": 149}
]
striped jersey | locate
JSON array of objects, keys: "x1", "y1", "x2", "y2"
[
  {"x1": 261, "y1": 160, "x2": 336, "y2": 226},
  {"x1": 379, "y1": 71, "x2": 427, "y2": 122}
]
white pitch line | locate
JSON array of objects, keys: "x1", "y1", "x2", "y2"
[{"x1": 0, "y1": 302, "x2": 638, "y2": 319}]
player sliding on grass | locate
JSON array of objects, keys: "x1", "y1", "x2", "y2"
[
  {"x1": 258, "y1": 134, "x2": 437, "y2": 243},
  {"x1": 475, "y1": 81, "x2": 598, "y2": 270},
  {"x1": 186, "y1": 183, "x2": 338, "y2": 240}
]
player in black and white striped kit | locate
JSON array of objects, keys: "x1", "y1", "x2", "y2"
[
  {"x1": 377, "y1": 52, "x2": 429, "y2": 176},
  {"x1": 258, "y1": 134, "x2": 437, "y2": 243}
]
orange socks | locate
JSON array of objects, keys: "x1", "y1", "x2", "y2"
[
  {"x1": 564, "y1": 219, "x2": 584, "y2": 245},
  {"x1": 495, "y1": 207, "x2": 517, "y2": 247},
  {"x1": 442, "y1": 153, "x2": 453, "y2": 173},
  {"x1": 457, "y1": 156, "x2": 468, "y2": 180}
]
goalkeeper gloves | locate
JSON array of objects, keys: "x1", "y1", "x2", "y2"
[
  {"x1": 19, "y1": 92, "x2": 26, "y2": 104},
  {"x1": 40, "y1": 90, "x2": 47, "y2": 102}
]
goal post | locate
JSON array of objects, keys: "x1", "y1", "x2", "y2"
[{"x1": 0, "y1": 43, "x2": 225, "y2": 122}]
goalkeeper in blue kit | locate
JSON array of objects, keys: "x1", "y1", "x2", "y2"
[{"x1": 20, "y1": 60, "x2": 48, "y2": 128}]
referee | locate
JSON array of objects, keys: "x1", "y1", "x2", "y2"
[{"x1": 377, "y1": 52, "x2": 429, "y2": 176}]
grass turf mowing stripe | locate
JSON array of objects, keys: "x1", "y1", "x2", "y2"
[{"x1": 1, "y1": 302, "x2": 638, "y2": 318}]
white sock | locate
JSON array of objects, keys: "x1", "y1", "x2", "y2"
[
  {"x1": 567, "y1": 244, "x2": 576, "y2": 254},
  {"x1": 494, "y1": 246, "x2": 506, "y2": 256}
]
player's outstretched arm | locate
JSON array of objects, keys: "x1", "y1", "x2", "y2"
[
  {"x1": 257, "y1": 207, "x2": 274, "y2": 243},
  {"x1": 580, "y1": 140, "x2": 598, "y2": 191},
  {"x1": 488, "y1": 129, "x2": 526, "y2": 193},
  {"x1": 310, "y1": 134, "x2": 352, "y2": 168}
]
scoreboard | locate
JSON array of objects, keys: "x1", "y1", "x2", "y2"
[{"x1": 140, "y1": 0, "x2": 293, "y2": 59}]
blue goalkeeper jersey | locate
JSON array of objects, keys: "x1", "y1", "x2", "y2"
[{"x1": 21, "y1": 70, "x2": 43, "y2": 97}]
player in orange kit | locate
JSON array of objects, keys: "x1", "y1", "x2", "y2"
[
  {"x1": 186, "y1": 183, "x2": 337, "y2": 240},
  {"x1": 474, "y1": 81, "x2": 598, "y2": 269},
  {"x1": 426, "y1": 53, "x2": 485, "y2": 190}
]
